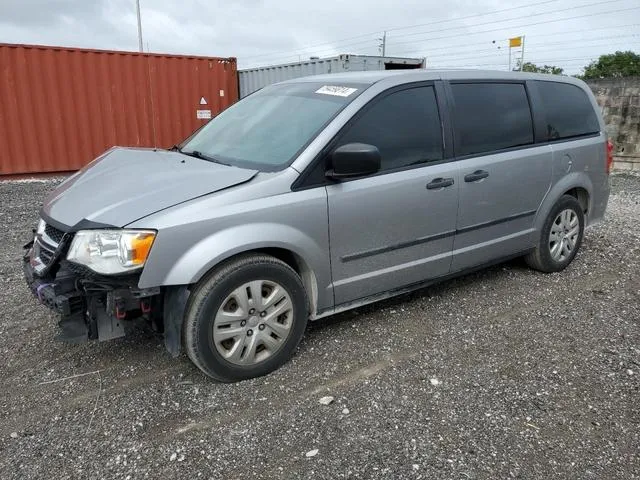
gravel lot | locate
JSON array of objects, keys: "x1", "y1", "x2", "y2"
[{"x1": 0, "y1": 174, "x2": 639, "y2": 479}]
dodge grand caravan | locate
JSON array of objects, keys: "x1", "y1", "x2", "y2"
[{"x1": 24, "y1": 70, "x2": 611, "y2": 382}]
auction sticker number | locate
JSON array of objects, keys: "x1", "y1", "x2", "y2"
[{"x1": 315, "y1": 85, "x2": 358, "y2": 97}]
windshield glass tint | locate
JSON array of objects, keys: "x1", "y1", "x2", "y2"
[{"x1": 181, "y1": 82, "x2": 365, "y2": 171}]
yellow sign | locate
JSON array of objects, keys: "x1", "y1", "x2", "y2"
[{"x1": 509, "y1": 36, "x2": 522, "y2": 48}]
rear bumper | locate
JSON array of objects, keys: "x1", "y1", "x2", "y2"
[{"x1": 587, "y1": 174, "x2": 611, "y2": 227}]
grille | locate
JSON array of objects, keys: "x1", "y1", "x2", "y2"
[
  {"x1": 34, "y1": 238, "x2": 57, "y2": 267},
  {"x1": 35, "y1": 220, "x2": 70, "y2": 269},
  {"x1": 39, "y1": 246, "x2": 54, "y2": 264},
  {"x1": 44, "y1": 223, "x2": 65, "y2": 244}
]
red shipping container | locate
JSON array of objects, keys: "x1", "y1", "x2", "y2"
[{"x1": 0, "y1": 43, "x2": 238, "y2": 176}]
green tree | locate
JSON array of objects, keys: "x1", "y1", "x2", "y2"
[
  {"x1": 513, "y1": 60, "x2": 564, "y2": 75},
  {"x1": 581, "y1": 51, "x2": 640, "y2": 79}
]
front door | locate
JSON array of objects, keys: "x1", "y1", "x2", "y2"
[
  {"x1": 447, "y1": 81, "x2": 553, "y2": 272},
  {"x1": 325, "y1": 83, "x2": 459, "y2": 306}
]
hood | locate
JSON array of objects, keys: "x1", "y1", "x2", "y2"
[{"x1": 42, "y1": 147, "x2": 257, "y2": 228}]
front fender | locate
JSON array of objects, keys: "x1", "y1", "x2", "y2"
[
  {"x1": 167, "y1": 223, "x2": 323, "y2": 284},
  {"x1": 125, "y1": 167, "x2": 332, "y2": 313},
  {"x1": 139, "y1": 222, "x2": 331, "y2": 314}
]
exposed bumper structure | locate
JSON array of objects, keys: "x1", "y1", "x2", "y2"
[
  {"x1": 23, "y1": 256, "x2": 83, "y2": 317},
  {"x1": 23, "y1": 227, "x2": 163, "y2": 344}
]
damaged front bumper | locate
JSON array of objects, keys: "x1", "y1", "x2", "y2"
[{"x1": 23, "y1": 237, "x2": 162, "y2": 344}]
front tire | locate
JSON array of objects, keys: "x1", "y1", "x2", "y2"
[
  {"x1": 525, "y1": 195, "x2": 585, "y2": 273},
  {"x1": 183, "y1": 254, "x2": 308, "y2": 382}
]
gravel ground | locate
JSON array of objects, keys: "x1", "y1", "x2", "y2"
[{"x1": 0, "y1": 174, "x2": 639, "y2": 479}]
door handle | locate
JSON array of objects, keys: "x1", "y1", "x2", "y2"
[
  {"x1": 464, "y1": 170, "x2": 489, "y2": 182},
  {"x1": 426, "y1": 177, "x2": 455, "y2": 190}
]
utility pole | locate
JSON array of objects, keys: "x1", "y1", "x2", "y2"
[
  {"x1": 136, "y1": 0, "x2": 144, "y2": 53},
  {"x1": 378, "y1": 31, "x2": 387, "y2": 57},
  {"x1": 493, "y1": 40, "x2": 509, "y2": 71}
]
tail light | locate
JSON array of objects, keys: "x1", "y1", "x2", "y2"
[{"x1": 606, "y1": 139, "x2": 614, "y2": 175}]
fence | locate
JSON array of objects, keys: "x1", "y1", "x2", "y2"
[{"x1": 588, "y1": 77, "x2": 640, "y2": 171}]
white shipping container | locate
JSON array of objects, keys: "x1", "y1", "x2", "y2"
[{"x1": 238, "y1": 54, "x2": 425, "y2": 98}]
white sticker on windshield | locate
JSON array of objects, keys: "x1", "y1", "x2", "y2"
[{"x1": 315, "y1": 85, "x2": 358, "y2": 97}]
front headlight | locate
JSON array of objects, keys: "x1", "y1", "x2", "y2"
[
  {"x1": 36, "y1": 219, "x2": 46, "y2": 235},
  {"x1": 67, "y1": 230, "x2": 156, "y2": 275}
]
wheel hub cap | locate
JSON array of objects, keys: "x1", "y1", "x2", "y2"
[
  {"x1": 549, "y1": 208, "x2": 580, "y2": 262},
  {"x1": 212, "y1": 280, "x2": 294, "y2": 366}
]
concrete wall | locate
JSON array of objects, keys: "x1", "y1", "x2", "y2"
[{"x1": 588, "y1": 77, "x2": 640, "y2": 171}]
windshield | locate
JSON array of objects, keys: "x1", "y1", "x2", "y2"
[{"x1": 180, "y1": 82, "x2": 366, "y2": 171}]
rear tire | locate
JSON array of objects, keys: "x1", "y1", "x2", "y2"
[
  {"x1": 183, "y1": 254, "x2": 308, "y2": 382},
  {"x1": 525, "y1": 195, "x2": 585, "y2": 273}
]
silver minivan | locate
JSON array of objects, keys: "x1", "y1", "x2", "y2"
[{"x1": 24, "y1": 70, "x2": 611, "y2": 382}]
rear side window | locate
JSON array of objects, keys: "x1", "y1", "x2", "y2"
[
  {"x1": 450, "y1": 83, "x2": 534, "y2": 156},
  {"x1": 336, "y1": 86, "x2": 443, "y2": 171},
  {"x1": 536, "y1": 81, "x2": 600, "y2": 141}
]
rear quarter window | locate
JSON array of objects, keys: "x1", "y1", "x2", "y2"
[{"x1": 536, "y1": 81, "x2": 600, "y2": 141}]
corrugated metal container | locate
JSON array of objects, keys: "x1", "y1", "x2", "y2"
[
  {"x1": 239, "y1": 54, "x2": 425, "y2": 98},
  {"x1": 0, "y1": 43, "x2": 238, "y2": 176}
]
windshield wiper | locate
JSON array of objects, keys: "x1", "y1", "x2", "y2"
[{"x1": 178, "y1": 149, "x2": 230, "y2": 166}]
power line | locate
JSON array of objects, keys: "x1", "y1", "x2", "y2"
[
  {"x1": 379, "y1": 5, "x2": 640, "y2": 56},
  {"x1": 244, "y1": 37, "x2": 381, "y2": 67},
  {"x1": 255, "y1": 0, "x2": 630, "y2": 64},
  {"x1": 432, "y1": 50, "x2": 640, "y2": 68},
  {"x1": 513, "y1": 55, "x2": 635, "y2": 62},
  {"x1": 432, "y1": 56, "x2": 608, "y2": 68},
  {"x1": 246, "y1": 33, "x2": 638, "y2": 71},
  {"x1": 387, "y1": 0, "x2": 625, "y2": 43},
  {"x1": 244, "y1": 4, "x2": 639, "y2": 68},
  {"x1": 240, "y1": 35, "x2": 378, "y2": 62},
  {"x1": 240, "y1": 0, "x2": 560, "y2": 60},
  {"x1": 244, "y1": 0, "x2": 625, "y2": 64},
  {"x1": 429, "y1": 44, "x2": 640, "y2": 67},
  {"x1": 420, "y1": 35, "x2": 640, "y2": 61},
  {"x1": 385, "y1": 0, "x2": 558, "y2": 33},
  {"x1": 388, "y1": 2, "x2": 636, "y2": 47},
  {"x1": 389, "y1": 23, "x2": 640, "y2": 56}
]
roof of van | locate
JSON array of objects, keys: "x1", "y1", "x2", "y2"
[{"x1": 280, "y1": 69, "x2": 586, "y2": 87}]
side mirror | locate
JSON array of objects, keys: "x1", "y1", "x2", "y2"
[{"x1": 327, "y1": 143, "x2": 381, "y2": 179}]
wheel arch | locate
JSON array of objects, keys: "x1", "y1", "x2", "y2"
[
  {"x1": 564, "y1": 186, "x2": 590, "y2": 216},
  {"x1": 146, "y1": 223, "x2": 326, "y2": 317},
  {"x1": 534, "y1": 173, "x2": 594, "y2": 236},
  {"x1": 217, "y1": 247, "x2": 319, "y2": 316}
]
